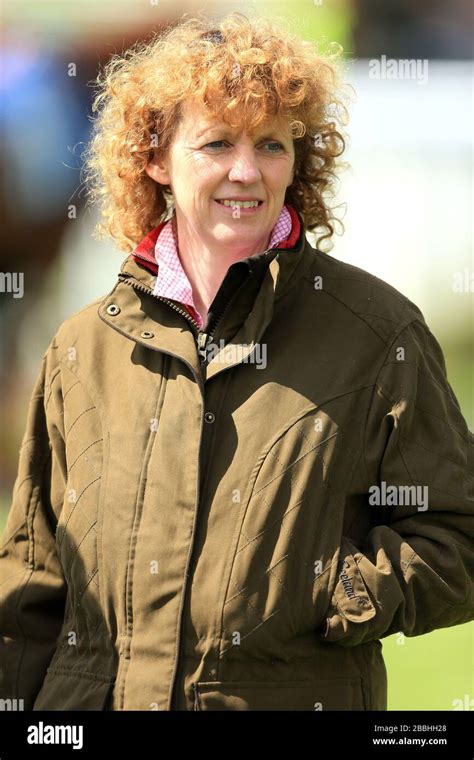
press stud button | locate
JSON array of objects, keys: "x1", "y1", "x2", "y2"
[{"x1": 204, "y1": 412, "x2": 215, "y2": 423}]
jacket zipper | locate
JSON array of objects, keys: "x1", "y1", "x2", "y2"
[
  {"x1": 200, "y1": 267, "x2": 255, "y2": 365},
  {"x1": 119, "y1": 269, "x2": 252, "y2": 368},
  {"x1": 118, "y1": 273, "x2": 201, "y2": 330},
  {"x1": 199, "y1": 271, "x2": 253, "y2": 356}
]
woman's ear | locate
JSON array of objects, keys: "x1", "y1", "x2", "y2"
[{"x1": 145, "y1": 153, "x2": 171, "y2": 185}]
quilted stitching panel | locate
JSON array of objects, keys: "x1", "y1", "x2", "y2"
[
  {"x1": 54, "y1": 368, "x2": 104, "y2": 649},
  {"x1": 221, "y1": 403, "x2": 365, "y2": 656}
]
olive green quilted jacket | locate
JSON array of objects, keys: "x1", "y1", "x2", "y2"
[{"x1": 1, "y1": 215, "x2": 473, "y2": 711}]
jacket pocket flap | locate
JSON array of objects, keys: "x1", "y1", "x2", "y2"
[
  {"x1": 33, "y1": 667, "x2": 115, "y2": 710},
  {"x1": 193, "y1": 678, "x2": 366, "y2": 710},
  {"x1": 331, "y1": 548, "x2": 376, "y2": 623}
]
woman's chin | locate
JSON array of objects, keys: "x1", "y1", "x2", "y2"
[{"x1": 210, "y1": 229, "x2": 267, "y2": 248}]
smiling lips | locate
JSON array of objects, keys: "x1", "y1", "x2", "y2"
[{"x1": 215, "y1": 199, "x2": 263, "y2": 208}]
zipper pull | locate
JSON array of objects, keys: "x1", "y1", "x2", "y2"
[{"x1": 197, "y1": 332, "x2": 209, "y2": 363}]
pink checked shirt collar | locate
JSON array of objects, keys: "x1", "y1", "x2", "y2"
[{"x1": 152, "y1": 204, "x2": 293, "y2": 329}]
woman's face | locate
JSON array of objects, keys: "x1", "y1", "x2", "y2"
[{"x1": 145, "y1": 98, "x2": 296, "y2": 253}]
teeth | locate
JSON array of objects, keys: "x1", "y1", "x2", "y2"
[{"x1": 218, "y1": 199, "x2": 260, "y2": 208}]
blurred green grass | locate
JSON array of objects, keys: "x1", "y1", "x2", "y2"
[{"x1": 384, "y1": 625, "x2": 473, "y2": 711}]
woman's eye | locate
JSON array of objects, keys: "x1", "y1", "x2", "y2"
[
  {"x1": 264, "y1": 141, "x2": 284, "y2": 152},
  {"x1": 203, "y1": 140, "x2": 284, "y2": 152},
  {"x1": 204, "y1": 140, "x2": 227, "y2": 149}
]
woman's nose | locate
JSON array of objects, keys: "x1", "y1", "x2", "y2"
[{"x1": 228, "y1": 150, "x2": 262, "y2": 183}]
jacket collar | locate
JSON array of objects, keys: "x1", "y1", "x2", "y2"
[
  {"x1": 98, "y1": 205, "x2": 312, "y2": 384},
  {"x1": 129, "y1": 203, "x2": 302, "y2": 277}
]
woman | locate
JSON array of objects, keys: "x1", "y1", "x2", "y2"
[{"x1": 1, "y1": 13, "x2": 473, "y2": 712}]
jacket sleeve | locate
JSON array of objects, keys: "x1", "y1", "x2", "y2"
[
  {"x1": 0, "y1": 340, "x2": 67, "y2": 708},
  {"x1": 318, "y1": 317, "x2": 474, "y2": 646}
]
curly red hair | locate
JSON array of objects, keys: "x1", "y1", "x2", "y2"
[{"x1": 82, "y1": 11, "x2": 353, "y2": 253}]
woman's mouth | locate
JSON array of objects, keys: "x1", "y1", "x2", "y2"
[{"x1": 214, "y1": 199, "x2": 264, "y2": 214}]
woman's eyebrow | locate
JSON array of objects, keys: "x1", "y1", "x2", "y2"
[
  {"x1": 196, "y1": 126, "x2": 289, "y2": 142},
  {"x1": 258, "y1": 133, "x2": 289, "y2": 143},
  {"x1": 195, "y1": 125, "x2": 225, "y2": 139}
]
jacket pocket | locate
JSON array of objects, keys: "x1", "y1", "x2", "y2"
[
  {"x1": 193, "y1": 677, "x2": 366, "y2": 711},
  {"x1": 33, "y1": 667, "x2": 115, "y2": 710},
  {"x1": 318, "y1": 539, "x2": 378, "y2": 644}
]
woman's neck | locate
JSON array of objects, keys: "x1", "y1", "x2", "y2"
[{"x1": 172, "y1": 212, "x2": 271, "y2": 323}]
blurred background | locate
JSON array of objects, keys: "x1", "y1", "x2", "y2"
[{"x1": 1, "y1": 0, "x2": 472, "y2": 710}]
